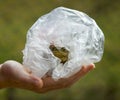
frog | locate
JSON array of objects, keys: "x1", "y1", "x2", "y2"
[{"x1": 49, "y1": 45, "x2": 69, "y2": 64}]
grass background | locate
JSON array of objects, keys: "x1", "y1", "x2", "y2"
[{"x1": 0, "y1": 0, "x2": 120, "y2": 100}]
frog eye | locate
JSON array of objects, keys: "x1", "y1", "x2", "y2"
[
  {"x1": 61, "y1": 47, "x2": 66, "y2": 51},
  {"x1": 49, "y1": 45, "x2": 56, "y2": 51}
]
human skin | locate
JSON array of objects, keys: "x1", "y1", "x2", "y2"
[{"x1": 0, "y1": 60, "x2": 94, "y2": 93}]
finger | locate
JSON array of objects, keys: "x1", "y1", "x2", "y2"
[
  {"x1": 64, "y1": 64, "x2": 95, "y2": 86},
  {"x1": 39, "y1": 64, "x2": 95, "y2": 93},
  {"x1": 23, "y1": 66, "x2": 32, "y2": 74},
  {"x1": 0, "y1": 60, "x2": 43, "y2": 92},
  {"x1": 16, "y1": 74, "x2": 43, "y2": 92},
  {"x1": 71, "y1": 63, "x2": 95, "y2": 79},
  {"x1": 40, "y1": 75, "x2": 69, "y2": 92},
  {"x1": 11, "y1": 66, "x2": 43, "y2": 92},
  {"x1": 0, "y1": 64, "x2": 3, "y2": 68}
]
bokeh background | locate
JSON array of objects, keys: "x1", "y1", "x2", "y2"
[{"x1": 0, "y1": 0, "x2": 120, "y2": 100}]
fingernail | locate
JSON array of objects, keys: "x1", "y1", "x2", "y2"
[{"x1": 92, "y1": 63, "x2": 95, "y2": 69}]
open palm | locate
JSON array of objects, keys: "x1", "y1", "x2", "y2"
[{"x1": 0, "y1": 60, "x2": 94, "y2": 93}]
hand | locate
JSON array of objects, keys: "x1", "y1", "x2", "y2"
[{"x1": 0, "y1": 60, "x2": 94, "y2": 93}]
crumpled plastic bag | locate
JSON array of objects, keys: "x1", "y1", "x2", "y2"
[{"x1": 22, "y1": 7, "x2": 104, "y2": 80}]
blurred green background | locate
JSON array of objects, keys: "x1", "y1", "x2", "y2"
[{"x1": 0, "y1": 0, "x2": 120, "y2": 100}]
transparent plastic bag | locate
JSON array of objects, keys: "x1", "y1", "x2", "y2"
[{"x1": 23, "y1": 7, "x2": 104, "y2": 80}]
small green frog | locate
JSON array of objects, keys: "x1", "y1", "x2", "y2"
[{"x1": 49, "y1": 45, "x2": 69, "y2": 64}]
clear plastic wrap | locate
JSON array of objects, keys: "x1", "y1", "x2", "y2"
[{"x1": 23, "y1": 7, "x2": 104, "y2": 80}]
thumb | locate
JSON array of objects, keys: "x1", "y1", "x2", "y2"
[{"x1": 14, "y1": 73, "x2": 43, "y2": 92}]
